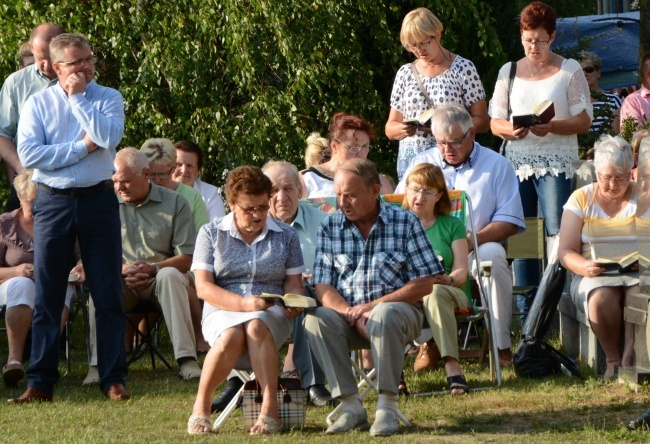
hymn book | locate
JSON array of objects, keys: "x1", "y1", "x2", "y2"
[
  {"x1": 260, "y1": 293, "x2": 317, "y2": 308},
  {"x1": 511, "y1": 100, "x2": 555, "y2": 129},
  {"x1": 403, "y1": 108, "x2": 436, "y2": 128}
]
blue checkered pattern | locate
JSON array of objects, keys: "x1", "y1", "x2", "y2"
[{"x1": 313, "y1": 200, "x2": 443, "y2": 306}]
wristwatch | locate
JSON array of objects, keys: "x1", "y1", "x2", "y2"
[{"x1": 151, "y1": 263, "x2": 160, "y2": 276}]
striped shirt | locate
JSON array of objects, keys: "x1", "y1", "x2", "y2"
[
  {"x1": 563, "y1": 182, "x2": 636, "y2": 261},
  {"x1": 590, "y1": 92, "x2": 622, "y2": 134},
  {"x1": 312, "y1": 200, "x2": 443, "y2": 306}
]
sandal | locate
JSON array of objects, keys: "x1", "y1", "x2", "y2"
[
  {"x1": 398, "y1": 370, "x2": 409, "y2": 396},
  {"x1": 447, "y1": 374, "x2": 470, "y2": 395},
  {"x1": 280, "y1": 369, "x2": 300, "y2": 380},
  {"x1": 187, "y1": 414, "x2": 213, "y2": 435},
  {"x1": 250, "y1": 414, "x2": 281, "y2": 435}
]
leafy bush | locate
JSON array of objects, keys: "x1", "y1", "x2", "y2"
[{"x1": 0, "y1": 0, "x2": 508, "y2": 189}]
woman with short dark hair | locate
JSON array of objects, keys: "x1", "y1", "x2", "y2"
[{"x1": 188, "y1": 165, "x2": 306, "y2": 435}]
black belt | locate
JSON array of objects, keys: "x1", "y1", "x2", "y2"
[{"x1": 38, "y1": 179, "x2": 114, "y2": 197}]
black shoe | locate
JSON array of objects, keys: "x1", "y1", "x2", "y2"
[
  {"x1": 211, "y1": 377, "x2": 244, "y2": 413},
  {"x1": 627, "y1": 407, "x2": 650, "y2": 430},
  {"x1": 307, "y1": 384, "x2": 335, "y2": 407}
]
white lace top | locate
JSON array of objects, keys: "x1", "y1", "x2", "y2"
[{"x1": 489, "y1": 59, "x2": 593, "y2": 181}]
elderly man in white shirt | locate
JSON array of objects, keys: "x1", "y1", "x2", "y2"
[
  {"x1": 396, "y1": 103, "x2": 526, "y2": 366},
  {"x1": 173, "y1": 140, "x2": 225, "y2": 221}
]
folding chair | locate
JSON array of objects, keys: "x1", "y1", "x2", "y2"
[
  {"x1": 126, "y1": 301, "x2": 174, "y2": 371},
  {"x1": 506, "y1": 217, "x2": 547, "y2": 317},
  {"x1": 382, "y1": 192, "x2": 502, "y2": 386},
  {"x1": 213, "y1": 369, "x2": 255, "y2": 430}
]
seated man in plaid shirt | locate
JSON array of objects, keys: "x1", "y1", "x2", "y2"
[{"x1": 305, "y1": 158, "x2": 443, "y2": 437}]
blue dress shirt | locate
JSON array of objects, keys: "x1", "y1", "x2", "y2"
[{"x1": 17, "y1": 80, "x2": 124, "y2": 188}]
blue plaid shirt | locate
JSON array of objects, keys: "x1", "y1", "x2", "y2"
[{"x1": 313, "y1": 200, "x2": 443, "y2": 306}]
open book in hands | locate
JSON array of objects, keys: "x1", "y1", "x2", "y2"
[
  {"x1": 260, "y1": 293, "x2": 317, "y2": 308},
  {"x1": 593, "y1": 251, "x2": 638, "y2": 274},
  {"x1": 512, "y1": 100, "x2": 555, "y2": 129},
  {"x1": 403, "y1": 108, "x2": 436, "y2": 129}
]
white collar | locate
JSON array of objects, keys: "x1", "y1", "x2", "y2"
[{"x1": 216, "y1": 212, "x2": 282, "y2": 244}]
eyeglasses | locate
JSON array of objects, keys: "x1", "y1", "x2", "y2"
[
  {"x1": 237, "y1": 203, "x2": 270, "y2": 216},
  {"x1": 597, "y1": 171, "x2": 630, "y2": 185},
  {"x1": 150, "y1": 166, "x2": 175, "y2": 179},
  {"x1": 582, "y1": 66, "x2": 597, "y2": 74},
  {"x1": 333, "y1": 138, "x2": 371, "y2": 153},
  {"x1": 406, "y1": 185, "x2": 438, "y2": 198},
  {"x1": 407, "y1": 39, "x2": 433, "y2": 52},
  {"x1": 436, "y1": 129, "x2": 471, "y2": 150},
  {"x1": 521, "y1": 38, "x2": 551, "y2": 48},
  {"x1": 56, "y1": 55, "x2": 96, "y2": 68}
]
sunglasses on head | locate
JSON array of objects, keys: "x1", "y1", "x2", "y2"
[{"x1": 582, "y1": 66, "x2": 598, "y2": 74}]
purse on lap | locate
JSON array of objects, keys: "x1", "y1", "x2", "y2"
[{"x1": 242, "y1": 378, "x2": 306, "y2": 431}]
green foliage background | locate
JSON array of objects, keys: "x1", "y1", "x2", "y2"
[{"x1": 0, "y1": 0, "x2": 594, "y2": 188}]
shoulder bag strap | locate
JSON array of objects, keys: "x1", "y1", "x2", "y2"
[
  {"x1": 410, "y1": 62, "x2": 435, "y2": 109},
  {"x1": 500, "y1": 62, "x2": 518, "y2": 156}
]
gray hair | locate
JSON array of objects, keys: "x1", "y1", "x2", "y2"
[
  {"x1": 140, "y1": 138, "x2": 177, "y2": 167},
  {"x1": 431, "y1": 103, "x2": 473, "y2": 136},
  {"x1": 338, "y1": 158, "x2": 380, "y2": 189},
  {"x1": 580, "y1": 51, "x2": 602, "y2": 71},
  {"x1": 115, "y1": 147, "x2": 149, "y2": 175},
  {"x1": 638, "y1": 137, "x2": 650, "y2": 167},
  {"x1": 593, "y1": 135, "x2": 634, "y2": 173},
  {"x1": 262, "y1": 160, "x2": 302, "y2": 186},
  {"x1": 50, "y1": 33, "x2": 90, "y2": 64}
]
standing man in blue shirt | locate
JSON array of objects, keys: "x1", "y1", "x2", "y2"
[
  {"x1": 9, "y1": 33, "x2": 129, "y2": 403},
  {"x1": 305, "y1": 158, "x2": 443, "y2": 436},
  {"x1": 0, "y1": 23, "x2": 63, "y2": 211}
]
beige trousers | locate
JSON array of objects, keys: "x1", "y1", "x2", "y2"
[{"x1": 423, "y1": 284, "x2": 468, "y2": 359}]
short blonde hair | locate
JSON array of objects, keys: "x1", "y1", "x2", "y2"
[
  {"x1": 304, "y1": 132, "x2": 330, "y2": 168},
  {"x1": 140, "y1": 138, "x2": 177, "y2": 167},
  {"x1": 14, "y1": 169, "x2": 37, "y2": 200},
  {"x1": 400, "y1": 7, "x2": 444, "y2": 49}
]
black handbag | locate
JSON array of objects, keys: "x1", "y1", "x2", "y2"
[{"x1": 514, "y1": 338, "x2": 583, "y2": 379}]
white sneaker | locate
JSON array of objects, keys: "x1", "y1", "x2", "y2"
[
  {"x1": 369, "y1": 409, "x2": 399, "y2": 437},
  {"x1": 83, "y1": 365, "x2": 100, "y2": 386},
  {"x1": 326, "y1": 409, "x2": 370, "y2": 434},
  {"x1": 179, "y1": 360, "x2": 201, "y2": 381}
]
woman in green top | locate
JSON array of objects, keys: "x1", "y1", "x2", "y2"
[{"x1": 403, "y1": 163, "x2": 470, "y2": 395}]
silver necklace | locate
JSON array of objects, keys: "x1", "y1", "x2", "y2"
[{"x1": 525, "y1": 57, "x2": 548, "y2": 77}]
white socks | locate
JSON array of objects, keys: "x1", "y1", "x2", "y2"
[
  {"x1": 340, "y1": 393, "x2": 365, "y2": 414},
  {"x1": 376, "y1": 392, "x2": 398, "y2": 414}
]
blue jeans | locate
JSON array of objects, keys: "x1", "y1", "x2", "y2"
[
  {"x1": 514, "y1": 173, "x2": 571, "y2": 318},
  {"x1": 26, "y1": 185, "x2": 127, "y2": 395}
]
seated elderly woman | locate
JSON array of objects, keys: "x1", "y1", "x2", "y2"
[
  {"x1": 188, "y1": 165, "x2": 306, "y2": 435},
  {"x1": 1, "y1": 170, "x2": 80, "y2": 387},
  {"x1": 559, "y1": 135, "x2": 638, "y2": 379},
  {"x1": 402, "y1": 163, "x2": 470, "y2": 394},
  {"x1": 140, "y1": 138, "x2": 210, "y2": 353},
  {"x1": 304, "y1": 132, "x2": 331, "y2": 169},
  {"x1": 301, "y1": 113, "x2": 394, "y2": 198}
]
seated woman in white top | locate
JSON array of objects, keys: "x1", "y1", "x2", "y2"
[
  {"x1": 301, "y1": 113, "x2": 394, "y2": 198},
  {"x1": 173, "y1": 140, "x2": 226, "y2": 221}
]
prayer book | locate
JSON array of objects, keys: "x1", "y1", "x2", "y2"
[
  {"x1": 403, "y1": 108, "x2": 436, "y2": 128},
  {"x1": 593, "y1": 251, "x2": 638, "y2": 274},
  {"x1": 69, "y1": 272, "x2": 80, "y2": 282},
  {"x1": 260, "y1": 293, "x2": 317, "y2": 308},
  {"x1": 511, "y1": 100, "x2": 555, "y2": 129}
]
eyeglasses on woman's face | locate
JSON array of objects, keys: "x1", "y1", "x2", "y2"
[
  {"x1": 237, "y1": 203, "x2": 271, "y2": 216},
  {"x1": 407, "y1": 39, "x2": 433, "y2": 52},
  {"x1": 521, "y1": 38, "x2": 551, "y2": 48},
  {"x1": 149, "y1": 166, "x2": 175, "y2": 179},
  {"x1": 597, "y1": 171, "x2": 630, "y2": 185},
  {"x1": 582, "y1": 66, "x2": 598, "y2": 74},
  {"x1": 333, "y1": 138, "x2": 371, "y2": 153},
  {"x1": 406, "y1": 185, "x2": 438, "y2": 198}
]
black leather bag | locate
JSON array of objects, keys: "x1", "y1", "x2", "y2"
[{"x1": 514, "y1": 338, "x2": 583, "y2": 379}]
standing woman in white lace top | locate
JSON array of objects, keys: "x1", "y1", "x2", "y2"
[
  {"x1": 386, "y1": 7, "x2": 489, "y2": 181},
  {"x1": 489, "y1": 1, "x2": 592, "y2": 294}
]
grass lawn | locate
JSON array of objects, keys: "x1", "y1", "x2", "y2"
[{"x1": 1, "y1": 313, "x2": 650, "y2": 443}]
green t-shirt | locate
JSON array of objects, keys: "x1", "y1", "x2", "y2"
[
  {"x1": 177, "y1": 182, "x2": 210, "y2": 231},
  {"x1": 424, "y1": 214, "x2": 467, "y2": 276}
]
